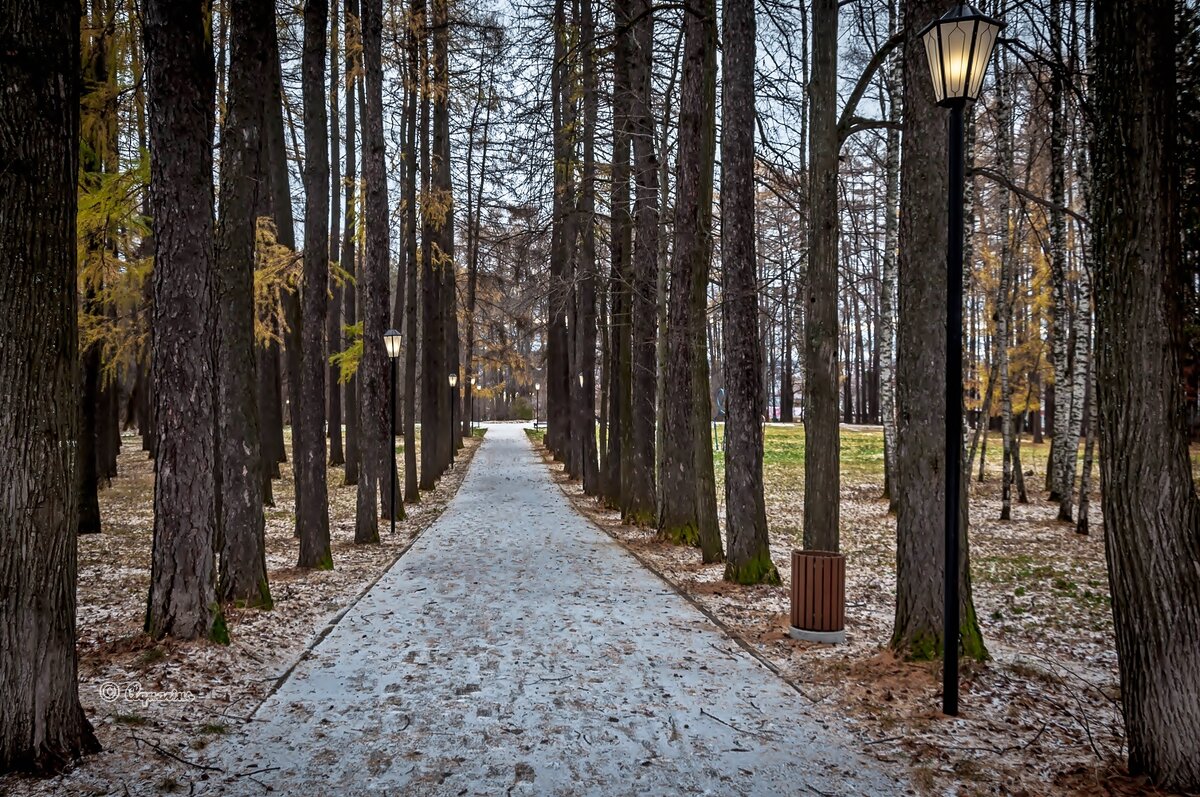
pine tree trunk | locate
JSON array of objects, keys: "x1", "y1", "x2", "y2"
[
  {"x1": 341, "y1": 0, "x2": 360, "y2": 486},
  {"x1": 604, "y1": 0, "x2": 633, "y2": 511},
  {"x1": 1093, "y1": 2, "x2": 1200, "y2": 786},
  {"x1": 721, "y1": 0, "x2": 778, "y2": 585},
  {"x1": 403, "y1": 0, "x2": 421, "y2": 503},
  {"x1": 803, "y1": 0, "x2": 840, "y2": 553},
  {"x1": 659, "y1": 0, "x2": 719, "y2": 556},
  {"x1": 296, "y1": 0, "x2": 332, "y2": 568},
  {"x1": 432, "y1": 0, "x2": 456, "y2": 474},
  {"x1": 577, "y1": 0, "x2": 601, "y2": 496},
  {"x1": 890, "y1": 0, "x2": 984, "y2": 662},
  {"x1": 0, "y1": 0, "x2": 101, "y2": 770},
  {"x1": 144, "y1": 0, "x2": 222, "y2": 641},
  {"x1": 215, "y1": 0, "x2": 273, "y2": 605},
  {"x1": 355, "y1": 0, "x2": 396, "y2": 542},
  {"x1": 327, "y1": 0, "x2": 345, "y2": 468},
  {"x1": 625, "y1": 0, "x2": 659, "y2": 524}
]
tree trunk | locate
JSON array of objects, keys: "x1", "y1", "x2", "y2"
[
  {"x1": 803, "y1": 0, "x2": 840, "y2": 553},
  {"x1": 327, "y1": 0, "x2": 345, "y2": 468},
  {"x1": 215, "y1": 0, "x2": 273, "y2": 605},
  {"x1": 1093, "y1": 2, "x2": 1200, "y2": 786},
  {"x1": 1047, "y1": 0, "x2": 1071, "y2": 503},
  {"x1": 577, "y1": 0, "x2": 601, "y2": 495},
  {"x1": 355, "y1": 0, "x2": 396, "y2": 542},
  {"x1": 144, "y1": 0, "x2": 222, "y2": 641},
  {"x1": 403, "y1": 0, "x2": 421, "y2": 503},
  {"x1": 341, "y1": 0, "x2": 360, "y2": 486},
  {"x1": 604, "y1": 0, "x2": 633, "y2": 511},
  {"x1": 880, "y1": 0, "x2": 900, "y2": 510},
  {"x1": 432, "y1": 0, "x2": 456, "y2": 473},
  {"x1": 890, "y1": 0, "x2": 985, "y2": 662},
  {"x1": 659, "y1": 0, "x2": 720, "y2": 563},
  {"x1": 721, "y1": 0, "x2": 778, "y2": 585},
  {"x1": 0, "y1": 0, "x2": 100, "y2": 770},
  {"x1": 626, "y1": 0, "x2": 658, "y2": 525},
  {"x1": 295, "y1": 0, "x2": 332, "y2": 568}
]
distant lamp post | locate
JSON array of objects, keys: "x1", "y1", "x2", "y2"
[
  {"x1": 919, "y1": 2, "x2": 1003, "y2": 719},
  {"x1": 383, "y1": 328, "x2": 403, "y2": 535},
  {"x1": 448, "y1": 372, "x2": 458, "y2": 466},
  {"x1": 534, "y1": 382, "x2": 541, "y2": 429},
  {"x1": 468, "y1": 375, "x2": 476, "y2": 432}
]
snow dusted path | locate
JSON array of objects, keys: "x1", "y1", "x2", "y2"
[{"x1": 198, "y1": 424, "x2": 904, "y2": 796}]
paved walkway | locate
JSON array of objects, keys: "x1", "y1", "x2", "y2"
[{"x1": 199, "y1": 424, "x2": 903, "y2": 796}]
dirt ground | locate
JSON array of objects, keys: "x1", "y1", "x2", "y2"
[
  {"x1": 533, "y1": 424, "x2": 1186, "y2": 797},
  {"x1": 1, "y1": 430, "x2": 481, "y2": 797}
]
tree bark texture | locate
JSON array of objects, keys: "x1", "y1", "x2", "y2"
[
  {"x1": 626, "y1": 0, "x2": 659, "y2": 525},
  {"x1": 890, "y1": 0, "x2": 985, "y2": 662},
  {"x1": 1093, "y1": 1, "x2": 1200, "y2": 787},
  {"x1": 721, "y1": 0, "x2": 778, "y2": 585},
  {"x1": 355, "y1": 0, "x2": 396, "y2": 542},
  {"x1": 143, "y1": 0, "x2": 223, "y2": 642},
  {"x1": 803, "y1": 0, "x2": 841, "y2": 553},
  {"x1": 215, "y1": 0, "x2": 273, "y2": 605},
  {"x1": 0, "y1": 0, "x2": 101, "y2": 770}
]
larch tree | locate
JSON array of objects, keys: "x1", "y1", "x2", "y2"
[
  {"x1": 658, "y1": 0, "x2": 722, "y2": 564},
  {"x1": 604, "y1": 0, "x2": 633, "y2": 511},
  {"x1": 626, "y1": 0, "x2": 659, "y2": 525},
  {"x1": 354, "y1": 0, "x2": 396, "y2": 543},
  {"x1": 296, "y1": 0, "x2": 332, "y2": 569},
  {"x1": 803, "y1": 0, "x2": 841, "y2": 553},
  {"x1": 0, "y1": 0, "x2": 101, "y2": 771},
  {"x1": 890, "y1": 0, "x2": 985, "y2": 662},
  {"x1": 403, "y1": 0, "x2": 422, "y2": 504},
  {"x1": 143, "y1": 0, "x2": 223, "y2": 641},
  {"x1": 577, "y1": 0, "x2": 601, "y2": 495},
  {"x1": 1092, "y1": 0, "x2": 1200, "y2": 788},
  {"x1": 215, "y1": 0, "x2": 273, "y2": 606},
  {"x1": 721, "y1": 0, "x2": 778, "y2": 585},
  {"x1": 328, "y1": 0, "x2": 345, "y2": 468},
  {"x1": 341, "y1": 0, "x2": 361, "y2": 487}
]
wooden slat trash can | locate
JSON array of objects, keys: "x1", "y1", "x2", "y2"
[{"x1": 789, "y1": 549, "x2": 846, "y2": 644}]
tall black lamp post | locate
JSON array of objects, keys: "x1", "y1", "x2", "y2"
[
  {"x1": 384, "y1": 328, "x2": 403, "y2": 535},
  {"x1": 534, "y1": 382, "x2": 541, "y2": 428},
  {"x1": 468, "y1": 375, "x2": 476, "y2": 432},
  {"x1": 448, "y1": 372, "x2": 458, "y2": 466},
  {"x1": 919, "y1": 3, "x2": 1003, "y2": 717}
]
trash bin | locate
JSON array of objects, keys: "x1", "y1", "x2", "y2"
[{"x1": 789, "y1": 549, "x2": 846, "y2": 644}]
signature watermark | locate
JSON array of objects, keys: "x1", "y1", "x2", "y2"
[{"x1": 99, "y1": 681, "x2": 200, "y2": 708}]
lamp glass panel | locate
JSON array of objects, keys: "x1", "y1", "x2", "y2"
[
  {"x1": 449, "y1": 373, "x2": 458, "y2": 387},
  {"x1": 965, "y1": 21, "x2": 999, "y2": 99},
  {"x1": 923, "y1": 27, "x2": 946, "y2": 103},
  {"x1": 942, "y1": 21, "x2": 973, "y2": 99}
]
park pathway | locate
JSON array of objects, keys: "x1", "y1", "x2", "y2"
[{"x1": 198, "y1": 424, "x2": 904, "y2": 796}]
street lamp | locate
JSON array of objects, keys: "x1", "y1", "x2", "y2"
[
  {"x1": 920, "y1": 2, "x2": 1003, "y2": 718},
  {"x1": 448, "y1": 372, "x2": 458, "y2": 466},
  {"x1": 468, "y1": 375, "x2": 476, "y2": 432},
  {"x1": 534, "y1": 382, "x2": 541, "y2": 428},
  {"x1": 383, "y1": 328, "x2": 403, "y2": 535}
]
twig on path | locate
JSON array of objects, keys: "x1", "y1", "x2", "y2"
[
  {"x1": 130, "y1": 733, "x2": 224, "y2": 773},
  {"x1": 235, "y1": 765, "x2": 282, "y2": 778},
  {"x1": 538, "y1": 675, "x2": 572, "y2": 682},
  {"x1": 699, "y1": 708, "x2": 765, "y2": 739}
]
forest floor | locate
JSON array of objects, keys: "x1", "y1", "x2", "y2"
[
  {"x1": 533, "y1": 424, "x2": 1194, "y2": 797},
  {"x1": 1, "y1": 429, "x2": 483, "y2": 797}
]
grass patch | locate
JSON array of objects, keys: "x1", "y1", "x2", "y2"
[{"x1": 112, "y1": 712, "x2": 147, "y2": 726}]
